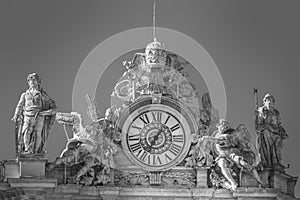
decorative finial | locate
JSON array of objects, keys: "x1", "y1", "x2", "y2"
[{"x1": 153, "y1": 1, "x2": 156, "y2": 41}]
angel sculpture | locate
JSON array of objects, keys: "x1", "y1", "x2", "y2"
[
  {"x1": 199, "y1": 119, "x2": 264, "y2": 191},
  {"x1": 47, "y1": 95, "x2": 117, "y2": 185}
]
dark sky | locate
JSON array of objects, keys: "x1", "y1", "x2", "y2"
[{"x1": 0, "y1": 0, "x2": 299, "y2": 196}]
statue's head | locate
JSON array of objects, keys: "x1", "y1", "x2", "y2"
[
  {"x1": 105, "y1": 107, "x2": 114, "y2": 122},
  {"x1": 263, "y1": 93, "x2": 275, "y2": 107},
  {"x1": 217, "y1": 119, "x2": 231, "y2": 133},
  {"x1": 27, "y1": 73, "x2": 41, "y2": 89}
]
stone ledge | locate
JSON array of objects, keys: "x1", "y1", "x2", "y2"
[
  {"x1": 1, "y1": 183, "x2": 298, "y2": 199},
  {"x1": 233, "y1": 187, "x2": 280, "y2": 198},
  {"x1": 53, "y1": 184, "x2": 82, "y2": 193},
  {"x1": 8, "y1": 177, "x2": 57, "y2": 188},
  {"x1": 96, "y1": 186, "x2": 297, "y2": 200}
]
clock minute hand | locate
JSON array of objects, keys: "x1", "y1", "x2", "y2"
[{"x1": 150, "y1": 128, "x2": 163, "y2": 146}]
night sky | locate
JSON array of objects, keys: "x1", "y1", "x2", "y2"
[{"x1": 0, "y1": 0, "x2": 299, "y2": 197}]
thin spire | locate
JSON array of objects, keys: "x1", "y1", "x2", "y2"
[{"x1": 153, "y1": 1, "x2": 156, "y2": 41}]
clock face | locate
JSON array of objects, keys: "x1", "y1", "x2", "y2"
[{"x1": 117, "y1": 97, "x2": 197, "y2": 171}]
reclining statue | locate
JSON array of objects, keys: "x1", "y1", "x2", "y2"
[
  {"x1": 47, "y1": 96, "x2": 117, "y2": 185},
  {"x1": 199, "y1": 119, "x2": 265, "y2": 190}
]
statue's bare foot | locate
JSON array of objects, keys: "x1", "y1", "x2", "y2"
[
  {"x1": 23, "y1": 150, "x2": 33, "y2": 155},
  {"x1": 231, "y1": 182, "x2": 238, "y2": 191}
]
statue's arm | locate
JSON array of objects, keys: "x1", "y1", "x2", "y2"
[
  {"x1": 40, "y1": 91, "x2": 57, "y2": 116},
  {"x1": 12, "y1": 92, "x2": 25, "y2": 121},
  {"x1": 199, "y1": 135, "x2": 218, "y2": 142},
  {"x1": 276, "y1": 110, "x2": 288, "y2": 138},
  {"x1": 255, "y1": 107, "x2": 267, "y2": 132}
]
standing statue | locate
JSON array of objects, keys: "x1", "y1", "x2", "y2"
[
  {"x1": 255, "y1": 93, "x2": 288, "y2": 169},
  {"x1": 200, "y1": 119, "x2": 264, "y2": 191},
  {"x1": 11, "y1": 73, "x2": 57, "y2": 155}
]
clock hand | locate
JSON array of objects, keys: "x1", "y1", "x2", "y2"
[{"x1": 150, "y1": 128, "x2": 163, "y2": 146}]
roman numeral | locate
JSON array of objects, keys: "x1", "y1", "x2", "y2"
[
  {"x1": 136, "y1": 149, "x2": 143, "y2": 157},
  {"x1": 130, "y1": 143, "x2": 142, "y2": 153},
  {"x1": 169, "y1": 143, "x2": 181, "y2": 156},
  {"x1": 139, "y1": 113, "x2": 150, "y2": 125},
  {"x1": 164, "y1": 115, "x2": 170, "y2": 125},
  {"x1": 151, "y1": 112, "x2": 162, "y2": 123},
  {"x1": 173, "y1": 135, "x2": 183, "y2": 143},
  {"x1": 139, "y1": 151, "x2": 148, "y2": 162},
  {"x1": 153, "y1": 155, "x2": 162, "y2": 165},
  {"x1": 170, "y1": 123, "x2": 180, "y2": 132},
  {"x1": 147, "y1": 154, "x2": 151, "y2": 164},
  {"x1": 128, "y1": 134, "x2": 140, "y2": 141},
  {"x1": 164, "y1": 153, "x2": 172, "y2": 163},
  {"x1": 131, "y1": 125, "x2": 142, "y2": 130}
]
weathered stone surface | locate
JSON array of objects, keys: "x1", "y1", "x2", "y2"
[
  {"x1": 240, "y1": 169, "x2": 298, "y2": 198},
  {"x1": 196, "y1": 167, "x2": 209, "y2": 188},
  {"x1": 3, "y1": 160, "x2": 20, "y2": 180},
  {"x1": 8, "y1": 177, "x2": 57, "y2": 188},
  {"x1": 19, "y1": 158, "x2": 47, "y2": 177},
  {"x1": 1, "y1": 183, "x2": 299, "y2": 200},
  {"x1": 46, "y1": 164, "x2": 81, "y2": 185}
]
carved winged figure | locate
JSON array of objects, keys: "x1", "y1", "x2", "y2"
[
  {"x1": 47, "y1": 96, "x2": 117, "y2": 185},
  {"x1": 198, "y1": 119, "x2": 264, "y2": 190}
]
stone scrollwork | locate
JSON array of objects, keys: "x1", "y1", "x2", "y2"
[
  {"x1": 162, "y1": 170, "x2": 196, "y2": 187},
  {"x1": 114, "y1": 169, "x2": 196, "y2": 187},
  {"x1": 114, "y1": 171, "x2": 149, "y2": 186}
]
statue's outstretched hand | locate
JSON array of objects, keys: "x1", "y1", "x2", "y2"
[
  {"x1": 40, "y1": 109, "x2": 56, "y2": 116},
  {"x1": 11, "y1": 115, "x2": 19, "y2": 123}
]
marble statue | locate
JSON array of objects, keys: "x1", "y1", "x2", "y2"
[
  {"x1": 255, "y1": 93, "x2": 288, "y2": 169},
  {"x1": 200, "y1": 119, "x2": 264, "y2": 191},
  {"x1": 12, "y1": 73, "x2": 57, "y2": 156},
  {"x1": 47, "y1": 96, "x2": 117, "y2": 185}
]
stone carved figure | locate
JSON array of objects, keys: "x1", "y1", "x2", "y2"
[
  {"x1": 255, "y1": 93, "x2": 288, "y2": 169},
  {"x1": 103, "y1": 105, "x2": 122, "y2": 143},
  {"x1": 12, "y1": 73, "x2": 57, "y2": 155},
  {"x1": 47, "y1": 96, "x2": 117, "y2": 185},
  {"x1": 185, "y1": 93, "x2": 219, "y2": 168},
  {"x1": 200, "y1": 119, "x2": 264, "y2": 191},
  {"x1": 199, "y1": 93, "x2": 220, "y2": 136},
  {"x1": 114, "y1": 39, "x2": 199, "y2": 109}
]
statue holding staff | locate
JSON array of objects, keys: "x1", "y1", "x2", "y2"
[
  {"x1": 255, "y1": 92, "x2": 288, "y2": 169},
  {"x1": 12, "y1": 73, "x2": 57, "y2": 155}
]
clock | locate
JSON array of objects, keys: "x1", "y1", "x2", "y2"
[{"x1": 117, "y1": 96, "x2": 197, "y2": 171}]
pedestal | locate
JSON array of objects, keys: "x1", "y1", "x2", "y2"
[
  {"x1": 240, "y1": 169, "x2": 298, "y2": 197},
  {"x1": 3, "y1": 160, "x2": 20, "y2": 180},
  {"x1": 268, "y1": 170, "x2": 298, "y2": 196},
  {"x1": 19, "y1": 158, "x2": 47, "y2": 177},
  {"x1": 196, "y1": 167, "x2": 209, "y2": 188},
  {"x1": 8, "y1": 178, "x2": 57, "y2": 200}
]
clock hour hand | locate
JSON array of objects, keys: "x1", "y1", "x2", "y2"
[{"x1": 150, "y1": 128, "x2": 163, "y2": 146}]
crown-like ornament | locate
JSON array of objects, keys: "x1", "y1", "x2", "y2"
[{"x1": 145, "y1": 37, "x2": 167, "y2": 70}]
